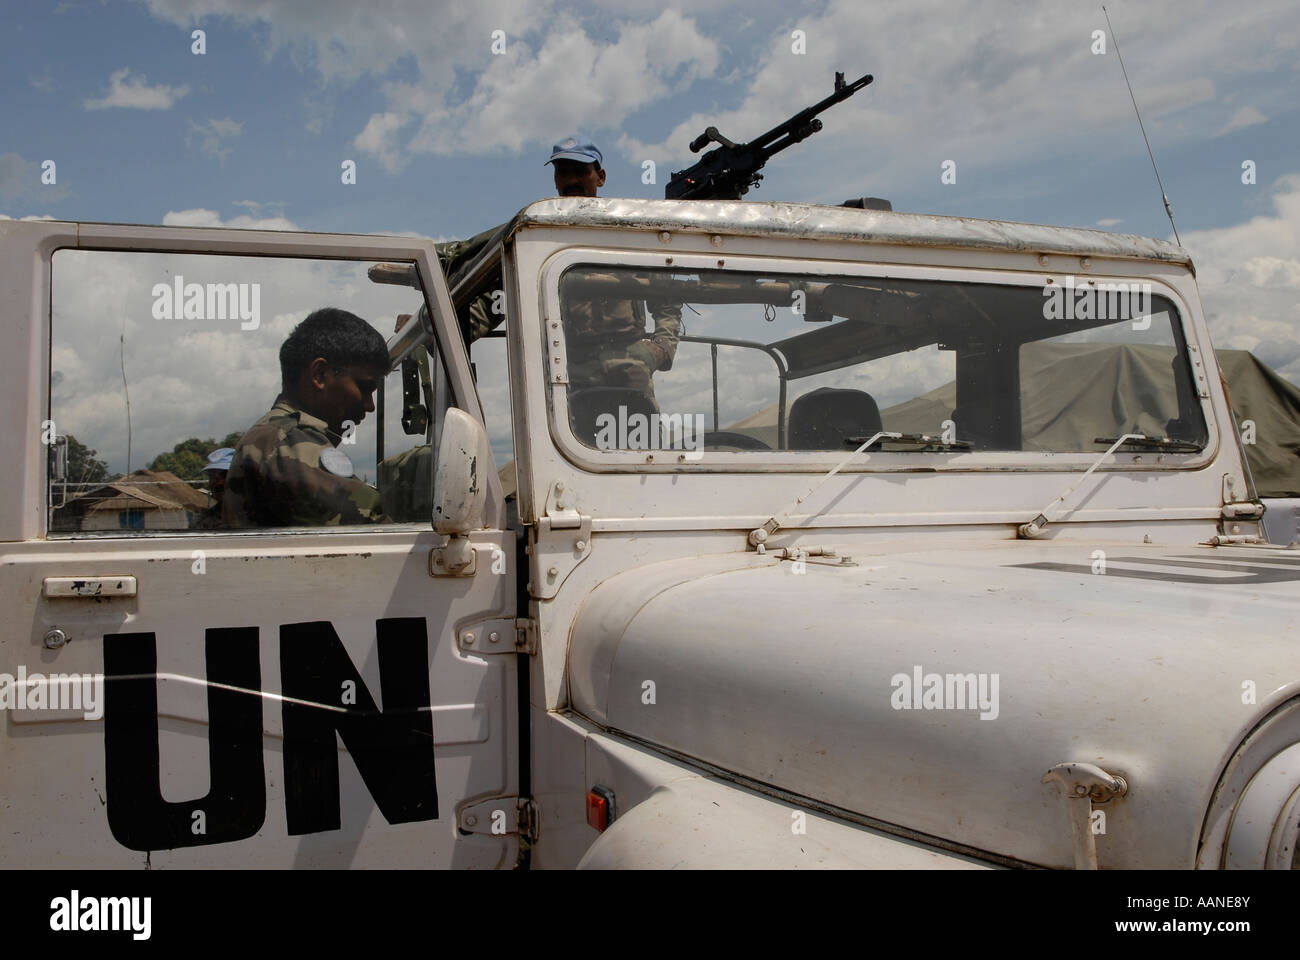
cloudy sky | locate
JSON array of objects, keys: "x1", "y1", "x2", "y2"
[{"x1": 4, "y1": 0, "x2": 1298, "y2": 472}]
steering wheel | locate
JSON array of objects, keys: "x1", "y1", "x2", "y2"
[{"x1": 702, "y1": 431, "x2": 771, "y2": 451}]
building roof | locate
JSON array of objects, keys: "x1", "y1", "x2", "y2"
[{"x1": 62, "y1": 470, "x2": 210, "y2": 513}]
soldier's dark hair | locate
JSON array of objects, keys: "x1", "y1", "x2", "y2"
[{"x1": 279, "y1": 308, "x2": 389, "y2": 389}]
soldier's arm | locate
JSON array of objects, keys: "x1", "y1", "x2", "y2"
[
  {"x1": 225, "y1": 427, "x2": 389, "y2": 526},
  {"x1": 641, "y1": 300, "x2": 682, "y2": 371},
  {"x1": 462, "y1": 292, "x2": 501, "y2": 343},
  {"x1": 437, "y1": 223, "x2": 509, "y2": 344}
]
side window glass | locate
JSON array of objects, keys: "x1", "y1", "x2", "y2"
[{"x1": 49, "y1": 250, "x2": 445, "y2": 533}]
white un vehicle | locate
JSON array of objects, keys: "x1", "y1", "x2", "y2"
[{"x1": 1, "y1": 199, "x2": 1297, "y2": 869}]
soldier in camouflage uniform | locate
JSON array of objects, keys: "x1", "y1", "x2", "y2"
[
  {"x1": 562, "y1": 294, "x2": 680, "y2": 405},
  {"x1": 224, "y1": 308, "x2": 391, "y2": 527},
  {"x1": 546, "y1": 139, "x2": 681, "y2": 406},
  {"x1": 436, "y1": 224, "x2": 504, "y2": 343},
  {"x1": 435, "y1": 138, "x2": 682, "y2": 405}
]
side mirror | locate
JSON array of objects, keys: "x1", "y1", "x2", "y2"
[{"x1": 432, "y1": 409, "x2": 488, "y2": 573}]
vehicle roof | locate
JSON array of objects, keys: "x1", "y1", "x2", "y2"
[{"x1": 512, "y1": 197, "x2": 1191, "y2": 266}]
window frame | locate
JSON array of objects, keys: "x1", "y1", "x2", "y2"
[
  {"x1": 540, "y1": 247, "x2": 1218, "y2": 475},
  {"x1": 43, "y1": 231, "x2": 490, "y2": 539}
]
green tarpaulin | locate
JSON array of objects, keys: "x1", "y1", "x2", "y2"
[{"x1": 726, "y1": 344, "x2": 1300, "y2": 498}]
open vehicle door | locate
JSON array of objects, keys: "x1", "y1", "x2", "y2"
[{"x1": 0, "y1": 219, "x2": 521, "y2": 868}]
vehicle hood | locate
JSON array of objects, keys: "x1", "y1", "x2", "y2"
[{"x1": 566, "y1": 540, "x2": 1300, "y2": 867}]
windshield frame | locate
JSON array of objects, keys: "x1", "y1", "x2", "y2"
[{"x1": 539, "y1": 246, "x2": 1218, "y2": 475}]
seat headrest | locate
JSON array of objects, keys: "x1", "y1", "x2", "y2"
[{"x1": 789, "y1": 387, "x2": 883, "y2": 450}]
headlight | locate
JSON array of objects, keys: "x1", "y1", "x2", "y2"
[
  {"x1": 1201, "y1": 697, "x2": 1300, "y2": 869},
  {"x1": 1224, "y1": 742, "x2": 1300, "y2": 869}
]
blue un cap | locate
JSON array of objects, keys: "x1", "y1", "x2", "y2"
[
  {"x1": 204, "y1": 447, "x2": 235, "y2": 472},
  {"x1": 546, "y1": 137, "x2": 603, "y2": 167}
]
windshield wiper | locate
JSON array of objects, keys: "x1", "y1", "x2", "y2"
[
  {"x1": 1093, "y1": 434, "x2": 1202, "y2": 453},
  {"x1": 749, "y1": 431, "x2": 902, "y2": 551},
  {"x1": 1019, "y1": 432, "x2": 1181, "y2": 538},
  {"x1": 845, "y1": 432, "x2": 973, "y2": 452}
]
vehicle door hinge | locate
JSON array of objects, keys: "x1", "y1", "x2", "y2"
[
  {"x1": 532, "y1": 480, "x2": 592, "y2": 598},
  {"x1": 1220, "y1": 474, "x2": 1265, "y2": 538},
  {"x1": 458, "y1": 617, "x2": 536, "y2": 655},
  {"x1": 1220, "y1": 473, "x2": 1264, "y2": 520},
  {"x1": 458, "y1": 795, "x2": 539, "y2": 843},
  {"x1": 429, "y1": 538, "x2": 478, "y2": 577},
  {"x1": 542, "y1": 479, "x2": 586, "y2": 529}
]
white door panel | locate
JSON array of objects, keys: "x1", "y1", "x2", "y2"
[{"x1": 0, "y1": 220, "x2": 519, "y2": 869}]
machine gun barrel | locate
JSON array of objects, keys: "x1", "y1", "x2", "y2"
[
  {"x1": 666, "y1": 71, "x2": 873, "y2": 201},
  {"x1": 747, "y1": 71, "x2": 871, "y2": 158}
]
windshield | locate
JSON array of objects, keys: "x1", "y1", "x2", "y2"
[{"x1": 556, "y1": 265, "x2": 1207, "y2": 458}]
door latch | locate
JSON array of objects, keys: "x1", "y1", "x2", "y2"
[{"x1": 1042, "y1": 762, "x2": 1128, "y2": 869}]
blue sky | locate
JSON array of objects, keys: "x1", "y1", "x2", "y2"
[
  {"x1": 4, "y1": 0, "x2": 1300, "y2": 475},
  {"x1": 5, "y1": 0, "x2": 1297, "y2": 242}
]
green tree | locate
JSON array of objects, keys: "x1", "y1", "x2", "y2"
[
  {"x1": 57, "y1": 434, "x2": 110, "y2": 485},
  {"x1": 148, "y1": 434, "x2": 242, "y2": 480}
]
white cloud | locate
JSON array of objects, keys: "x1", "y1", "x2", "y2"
[
  {"x1": 400, "y1": 10, "x2": 718, "y2": 158},
  {"x1": 1095, "y1": 218, "x2": 1123, "y2": 227},
  {"x1": 0, "y1": 153, "x2": 36, "y2": 201},
  {"x1": 131, "y1": 0, "x2": 1297, "y2": 202},
  {"x1": 83, "y1": 67, "x2": 189, "y2": 110},
  {"x1": 353, "y1": 112, "x2": 410, "y2": 174},
  {"x1": 1182, "y1": 174, "x2": 1300, "y2": 379},
  {"x1": 0, "y1": 213, "x2": 58, "y2": 221},
  {"x1": 372, "y1": 229, "x2": 445, "y2": 243},
  {"x1": 141, "y1": 1, "x2": 717, "y2": 166},
  {"x1": 617, "y1": 0, "x2": 1296, "y2": 203},
  {"x1": 231, "y1": 199, "x2": 285, "y2": 214},
  {"x1": 1216, "y1": 105, "x2": 1268, "y2": 136},
  {"x1": 0, "y1": 153, "x2": 68, "y2": 204},
  {"x1": 186, "y1": 117, "x2": 243, "y2": 161},
  {"x1": 162, "y1": 207, "x2": 300, "y2": 231},
  {"x1": 140, "y1": 0, "x2": 554, "y2": 83}
]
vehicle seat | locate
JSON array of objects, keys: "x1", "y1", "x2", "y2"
[
  {"x1": 568, "y1": 387, "x2": 659, "y2": 447},
  {"x1": 788, "y1": 387, "x2": 883, "y2": 450}
]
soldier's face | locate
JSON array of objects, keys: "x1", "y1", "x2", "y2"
[
  {"x1": 553, "y1": 160, "x2": 605, "y2": 197},
  {"x1": 309, "y1": 360, "x2": 383, "y2": 435}
]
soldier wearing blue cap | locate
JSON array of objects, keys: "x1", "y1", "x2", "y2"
[
  {"x1": 193, "y1": 446, "x2": 235, "y2": 528},
  {"x1": 543, "y1": 136, "x2": 682, "y2": 407},
  {"x1": 435, "y1": 137, "x2": 680, "y2": 406},
  {"x1": 546, "y1": 137, "x2": 607, "y2": 197}
]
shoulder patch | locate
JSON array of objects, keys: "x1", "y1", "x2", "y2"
[{"x1": 320, "y1": 447, "x2": 355, "y2": 477}]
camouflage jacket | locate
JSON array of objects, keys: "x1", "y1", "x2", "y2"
[
  {"x1": 436, "y1": 229, "x2": 682, "y2": 397},
  {"x1": 563, "y1": 295, "x2": 681, "y2": 371},
  {"x1": 223, "y1": 396, "x2": 388, "y2": 527},
  {"x1": 436, "y1": 225, "x2": 506, "y2": 343}
]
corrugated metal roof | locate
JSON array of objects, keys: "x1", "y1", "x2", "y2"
[
  {"x1": 513, "y1": 197, "x2": 1191, "y2": 266},
  {"x1": 62, "y1": 471, "x2": 210, "y2": 512}
]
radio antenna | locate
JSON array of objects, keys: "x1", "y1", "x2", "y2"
[{"x1": 1102, "y1": 5, "x2": 1180, "y2": 245}]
